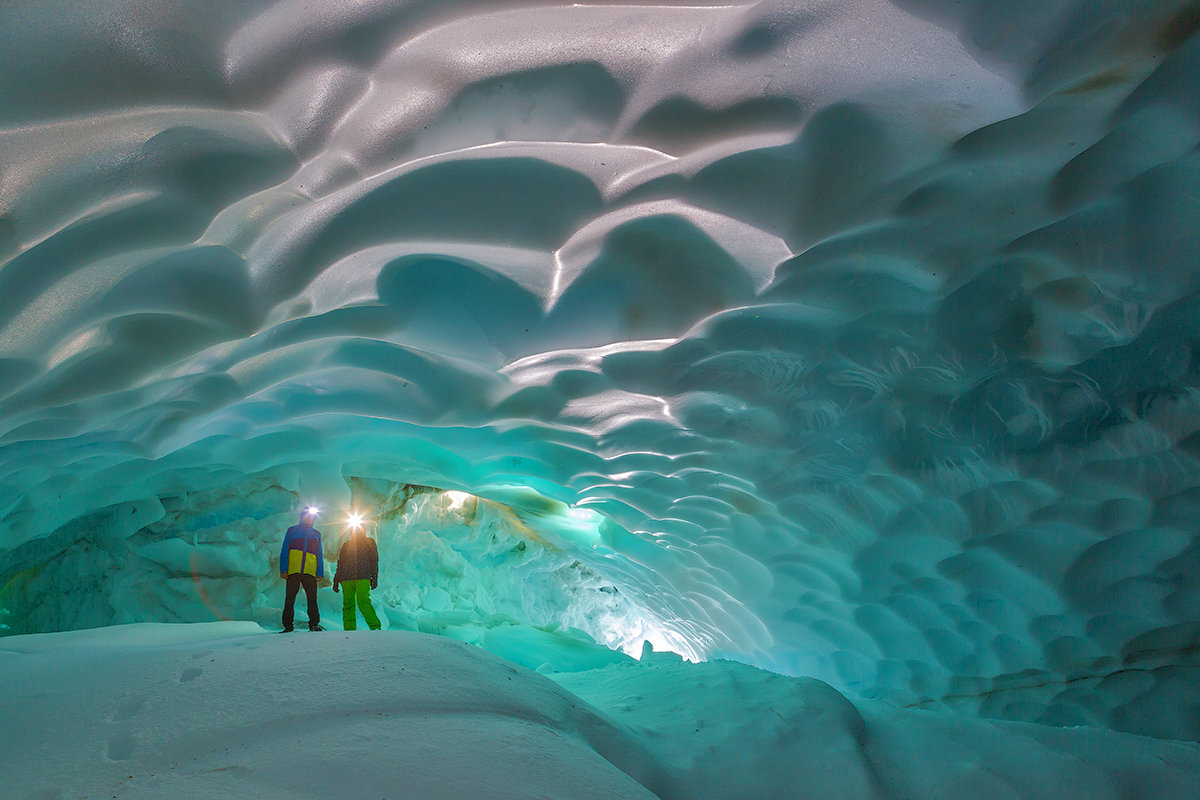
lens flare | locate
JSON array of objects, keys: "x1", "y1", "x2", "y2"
[
  {"x1": 347, "y1": 512, "x2": 365, "y2": 528},
  {"x1": 304, "y1": 505, "x2": 321, "y2": 516}
]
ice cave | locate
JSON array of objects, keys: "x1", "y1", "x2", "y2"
[{"x1": 3, "y1": 1, "x2": 1200, "y2": 797}]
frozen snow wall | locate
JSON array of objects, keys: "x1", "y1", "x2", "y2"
[{"x1": 2, "y1": 0, "x2": 1200, "y2": 741}]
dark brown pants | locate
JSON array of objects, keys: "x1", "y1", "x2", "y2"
[{"x1": 282, "y1": 573, "x2": 319, "y2": 630}]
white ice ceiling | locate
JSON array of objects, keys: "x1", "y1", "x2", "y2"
[{"x1": 3, "y1": 0, "x2": 1200, "y2": 740}]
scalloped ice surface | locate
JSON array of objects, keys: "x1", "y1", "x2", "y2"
[{"x1": 2, "y1": 0, "x2": 1200, "y2": 742}]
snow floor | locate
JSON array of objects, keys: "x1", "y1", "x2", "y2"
[{"x1": 2, "y1": 623, "x2": 1198, "y2": 800}]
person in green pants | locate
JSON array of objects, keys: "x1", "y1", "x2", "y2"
[{"x1": 332, "y1": 516, "x2": 381, "y2": 631}]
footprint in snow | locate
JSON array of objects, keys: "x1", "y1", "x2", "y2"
[
  {"x1": 112, "y1": 696, "x2": 145, "y2": 722},
  {"x1": 107, "y1": 730, "x2": 136, "y2": 761}
]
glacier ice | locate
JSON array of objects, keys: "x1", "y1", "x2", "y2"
[{"x1": 2, "y1": 0, "x2": 1200, "y2": 755}]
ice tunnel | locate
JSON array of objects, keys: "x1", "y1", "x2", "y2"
[{"x1": 3, "y1": 1, "x2": 1200, "y2": 797}]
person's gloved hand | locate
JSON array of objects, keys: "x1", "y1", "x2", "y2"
[
  {"x1": 370, "y1": 578, "x2": 377, "y2": 590},
  {"x1": 318, "y1": 576, "x2": 332, "y2": 588},
  {"x1": 332, "y1": 582, "x2": 339, "y2": 593},
  {"x1": 280, "y1": 572, "x2": 287, "y2": 580}
]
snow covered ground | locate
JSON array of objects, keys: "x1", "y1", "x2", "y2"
[{"x1": 3, "y1": 623, "x2": 1199, "y2": 800}]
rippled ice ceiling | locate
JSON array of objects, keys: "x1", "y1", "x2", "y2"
[{"x1": 3, "y1": 0, "x2": 1200, "y2": 741}]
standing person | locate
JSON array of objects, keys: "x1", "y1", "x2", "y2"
[
  {"x1": 280, "y1": 507, "x2": 325, "y2": 632},
  {"x1": 333, "y1": 517, "x2": 381, "y2": 631}
]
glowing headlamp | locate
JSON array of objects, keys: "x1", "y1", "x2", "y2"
[
  {"x1": 346, "y1": 512, "x2": 365, "y2": 528},
  {"x1": 304, "y1": 506, "x2": 321, "y2": 516}
]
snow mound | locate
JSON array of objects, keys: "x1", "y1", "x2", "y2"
[{"x1": 0, "y1": 623, "x2": 666, "y2": 800}]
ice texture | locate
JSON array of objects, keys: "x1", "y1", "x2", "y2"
[{"x1": 3, "y1": 0, "x2": 1200, "y2": 747}]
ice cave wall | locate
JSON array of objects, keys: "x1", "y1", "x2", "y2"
[{"x1": 2, "y1": 0, "x2": 1200, "y2": 741}]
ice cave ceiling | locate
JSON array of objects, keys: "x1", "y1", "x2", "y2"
[{"x1": 3, "y1": 0, "x2": 1200, "y2": 740}]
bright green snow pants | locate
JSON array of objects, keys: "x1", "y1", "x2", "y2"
[{"x1": 340, "y1": 579, "x2": 381, "y2": 631}]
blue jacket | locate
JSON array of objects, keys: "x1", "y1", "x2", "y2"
[{"x1": 280, "y1": 525, "x2": 324, "y2": 578}]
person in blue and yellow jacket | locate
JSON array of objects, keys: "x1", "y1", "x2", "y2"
[{"x1": 279, "y1": 507, "x2": 326, "y2": 632}]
